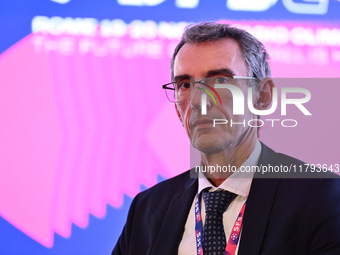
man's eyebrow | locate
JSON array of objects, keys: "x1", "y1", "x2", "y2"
[
  {"x1": 173, "y1": 68, "x2": 236, "y2": 81},
  {"x1": 206, "y1": 68, "x2": 236, "y2": 77},
  {"x1": 174, "y1": 74, "x2": 191, "y2": 82},
  {"x1": 174, "y1": 68, "x2": 235, "y2": 81}
]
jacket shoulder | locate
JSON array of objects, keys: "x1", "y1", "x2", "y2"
[
  {"x1": 259, "y1": 143, "x2": 339, "y2": 179},
  {"x1": 137, "y1": 170, "x2": 193, "y2": 201}
]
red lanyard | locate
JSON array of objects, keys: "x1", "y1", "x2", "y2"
[{"x1": 195, "y1": 193, "x2": 247, "y2": 255}]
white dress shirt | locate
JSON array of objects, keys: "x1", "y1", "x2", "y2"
[{"x1": 178, "y1": 141, "x2": 262, "y2": 255}]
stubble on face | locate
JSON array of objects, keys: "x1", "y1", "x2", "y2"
[{"x1": 174, "y1": 39, "x2": 258, "y2": 156}]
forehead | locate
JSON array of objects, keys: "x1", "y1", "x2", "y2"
[{"x1": 174, "y1": 38, "x2": 248, "y2": 78}]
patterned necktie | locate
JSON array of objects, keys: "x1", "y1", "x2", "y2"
[{"x1": 202, "y1": 190, "x2": 237, "y2": 255}]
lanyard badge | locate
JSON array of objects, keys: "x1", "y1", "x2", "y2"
[{"x1": 194, "y1": 193, "x2": 247, "y2": 255}]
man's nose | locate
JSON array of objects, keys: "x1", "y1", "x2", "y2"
[{"x1": 190, "y1": 83, "x2": 212, "y2": 114}]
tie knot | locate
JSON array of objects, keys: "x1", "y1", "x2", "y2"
[{"x1": 202, "y1": 190, "x2": 236, "y2": 214}]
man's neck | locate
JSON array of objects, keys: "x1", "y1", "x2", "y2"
[{"x1": 201, "y1": 139, "x2": 257, "y2": 187}]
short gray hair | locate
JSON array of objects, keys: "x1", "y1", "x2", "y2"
[{"x1": 170, "y1": 22, "x2": 271, "y2": 80}]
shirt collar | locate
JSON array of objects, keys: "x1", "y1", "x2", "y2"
[{"x1": 198, "y1": 140, "x2": 262, "y2": 197}]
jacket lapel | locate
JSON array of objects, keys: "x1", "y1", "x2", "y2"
[
  {"x1": 150, "y1": 144, "x2": 281, "y2": 255},
  {"x1": 238, "y1": 144, "x2": 281, "y2": 255},
  {"x1": 150, "y1": 172, "x2": 198, "y2": 255}
]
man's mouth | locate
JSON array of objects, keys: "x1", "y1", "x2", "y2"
[{"x1": 191, "y1": 119, "x2": 214, "y2": 128}]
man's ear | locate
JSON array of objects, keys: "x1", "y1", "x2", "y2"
[
  {"x1": 175, "y1": 103, "x2": 184, "y2": 126},
  {"x1": 255, "y1": 77, "x2": 275, "y2": 110}
]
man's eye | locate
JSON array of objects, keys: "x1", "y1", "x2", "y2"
[
  {"x1": 177, "y1": 81, "x2": 191, "y2": 89},
  {"x1": 214, "y1": 76, "x2": 231, "y2": 84}
]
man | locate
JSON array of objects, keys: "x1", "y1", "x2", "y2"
[{"x1": 113, "y1": 22, "x2": 340, "y2": 255}]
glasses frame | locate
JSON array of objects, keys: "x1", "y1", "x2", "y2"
[{"x1": 162, "y1": 76, "x2": 259, "y2": 103}]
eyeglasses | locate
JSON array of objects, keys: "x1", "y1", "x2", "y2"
[{"x1": 162, "y1": 76, "x2": 258, "y2": 103}]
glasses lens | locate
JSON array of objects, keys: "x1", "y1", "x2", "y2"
[
  {"x1": 164, "y1": 76, "x2": 238, "y2": 103},
  {"x1": 164, "y1": 82, "x2": 191, "y2": 103},
  {"x1": 175, "y1": 81, "x2": 191, "y2": 103},
  {"x1": 164, "y1": 83, "x2": 176, "y2": 102}
]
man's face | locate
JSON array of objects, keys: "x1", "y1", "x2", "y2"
[{"x1": 174, "y1": 39, "x2": 260, "y2": 154}]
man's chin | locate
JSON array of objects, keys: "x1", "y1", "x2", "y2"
[{"x1": 190, "y1": 136, "x2": 224, "y2": 154}]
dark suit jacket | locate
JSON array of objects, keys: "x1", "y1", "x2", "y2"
[{"x1": 113, "y1": 144, "x2": 340, "y2": 255}]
